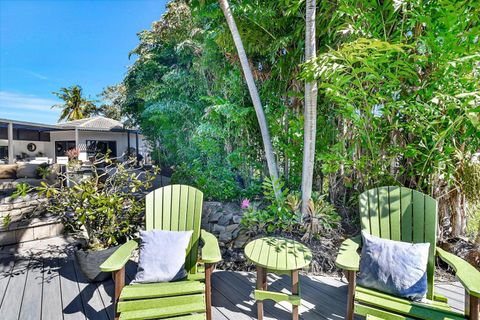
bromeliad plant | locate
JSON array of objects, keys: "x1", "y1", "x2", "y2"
[
  {"x1": 37, "y1": 157, "x2": 159, "y2": 250},
  {"x1": 241, "y1": 178, "x2": 341, "y2": 237}
]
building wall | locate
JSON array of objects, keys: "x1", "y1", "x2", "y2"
[
  {"x1": 0, "y1": 139, "x2": 51, "y2": 159},
  {"x1": 1, "y1": 130, "x2": 149, "y2": 163},
  {"x1": 49, "y1": 130, "x2": 149, "y2": 161}
]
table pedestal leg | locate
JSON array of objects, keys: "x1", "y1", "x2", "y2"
[
  {"x1": 292, "y1": 270, "x2": 299, "y2": 320},
  {"x1": 256, "y1": 266, "x2": 267, "y2": 320}
]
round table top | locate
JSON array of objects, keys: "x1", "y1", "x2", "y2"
[{"x1": 244, "y1": 237, "x2": 312, "y2": 271}]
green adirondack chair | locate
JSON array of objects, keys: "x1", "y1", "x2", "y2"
[
  {"x1": 100, "y1": 185, "x2": 222, "y2": 320},
  {"x1": 336, "y1": 186, "x2": 480, "y2": 320}
]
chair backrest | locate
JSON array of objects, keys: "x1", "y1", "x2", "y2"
[
  {"x1": 359, "y1": 186, "x2": 438, "y2": 299},
  {"x1": 145, "y1": 184, "x2": 203, "y2": 274}
]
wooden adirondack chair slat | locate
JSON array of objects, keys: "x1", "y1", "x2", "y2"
[
  {"x1": 400, "y1": 187, "x2": 413, "y2": 243},
  {"x1": 120, "y1": 281, "x2": 205, "y2": 300},
  {"x1": 118, "y1": 293, "x2": 205, "y2": 312},
  {"x1": 388, "y1": 186, "x2": 401, "y2": 241}
]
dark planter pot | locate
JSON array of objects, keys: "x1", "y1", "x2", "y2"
[{"x1": 75, "y1": 245, "x2": 120, "y2": 282}]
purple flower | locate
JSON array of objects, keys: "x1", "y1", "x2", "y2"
[{"x1": 241, "y1": 198, "x2": 251, "y2": 209}]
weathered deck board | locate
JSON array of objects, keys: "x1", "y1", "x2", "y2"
[
  {"x1": 0, "y1": 237, "x2": 469, "y2": 320},
  {"x1": 59, "y1": 256, "x2": 86, "y2": 320},
  {"x1": 41, "y1": 256, "x2": 63, "y2": 320},
  {"x1": 18, "y1": 259, "x2": 44, "y2": 320},
  {"x1": 0, "y1": 258, "x2": 29, "y2": 319}
]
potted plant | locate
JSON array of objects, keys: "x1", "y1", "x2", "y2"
[{"x1": 37, "y1": 156, "x2": 159, "y2": 281}]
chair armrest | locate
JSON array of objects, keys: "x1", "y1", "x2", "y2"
[
  {"x1": 200, "y1": 230, "x2": 222, "y2": 264},
  {"x1": 335, "y1": 235, "x2": 361, "y2": 271},
  {"x1": 100, "y1": 239, "x2": 138, "y2": 272},
  {"x1": 437, "y1": 247, "x2": 480, "y2": 298}
]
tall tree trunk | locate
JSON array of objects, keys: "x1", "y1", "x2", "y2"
[
  {"x1": 218, "y1": 0, "x2": 280, "y2": 198},
  {"x1": 301, "y1": 0, "x2": 318, "y2": 215}
]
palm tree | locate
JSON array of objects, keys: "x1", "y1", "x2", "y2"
[
  {"x1": 52, "y1": 85, "x2": 97, "y2": 122},
  {"x1": 218, "y1": 0, "x2": 280, "y2": 198},
  {"x1": 301, "y1": 0, "x2": 318, "y2": 216}
]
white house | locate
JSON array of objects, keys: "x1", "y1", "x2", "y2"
[{"x1": 0, "y1": 116, "x2": 150, "y2": 164}]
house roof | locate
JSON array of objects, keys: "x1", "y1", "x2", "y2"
[
  {"x1": 57, "y1": 116, "x2": 125, "y2": 131},
  {"x1": 0, "y1": 116, "x2": 139, "y2": 133}
]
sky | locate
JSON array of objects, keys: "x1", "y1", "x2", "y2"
[{"x1": 0, "y1": 0, "x2": 168, "y2": 124}]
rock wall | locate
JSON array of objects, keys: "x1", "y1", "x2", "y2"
[
  {"x1": 202, "y1": 201, "x2": 251, "y2": 250},
  {"x1": 0, "y1": 194, "x2": 47, "y2": 222}
]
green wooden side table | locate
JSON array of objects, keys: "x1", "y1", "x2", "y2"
[{"x1": 244, "y1": 237, "x2": 312, "y2": 320}]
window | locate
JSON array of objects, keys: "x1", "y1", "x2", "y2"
[
  {"x1": 86, "y1": 140, "x2": 117, "y2": 157},
  {"x1": 0, "y1": 127, "x2": 7, "y2": 140},
  {"x1": 55, "y1": 141, "x2": 76, "y2": 158},
  {"x1": 0, "y1": 146, "x2": 8, "y2": 161}
]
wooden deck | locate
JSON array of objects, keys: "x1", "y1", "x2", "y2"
[{"x1": 0, "y1": 237, "x2": 466, "y2": 320}]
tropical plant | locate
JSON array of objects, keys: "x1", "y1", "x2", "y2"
[
  {"x1": 218, "y1": 0, "x2": 280, "y2": 199},
  {"x1": 37, "y1": 157, "x2": 159, "y2": 249},
  {"x1": 52, "y1": 85, "x2": 97, "y2": 122},
  {"x1": 95, "y1": 84, "x2": 126, "y2": 121},
  {"x1": 119, "y1": 0, "x2": 479, "y2": 242}
]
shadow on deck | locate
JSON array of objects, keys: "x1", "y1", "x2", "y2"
[{"x1": 0, "y1": 237, "x2": 466, "y2": 320}]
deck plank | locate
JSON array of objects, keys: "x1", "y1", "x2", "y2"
[
  {"x1": 73, "y1": 259, "x2": 110, "y2": 320},
  {"x1": 212, "y1": 286, "x2": 253, "y2": 320},
  {"x1": 0, "y1": 257, "x2": 29, "y2": 320},
  {"x1": 95, "y1": 279, "x2": 115, "y2": 320},
  {"x1": 18, "y1": 258, "x2": 44, "y2": 320},
  {"x1": 216, "y1": 270, "x2": 294, "y2": 319},
  {"x1": 0, "y1": 254, "x2": 15, "y2": 307},
  {"x1": 59, "y1": 256, "x2": 86, "y2": 320},
  {"x1": 42, "y1": 255, "x2": 63, "y2": 320}
]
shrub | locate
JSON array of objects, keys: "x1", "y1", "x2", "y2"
[
  {"x1": 37, "y1": 157, "x2": 159, "y2": 249},
  {"x1": 241, "y1": 179, "x2": 341, "y2": 237}
]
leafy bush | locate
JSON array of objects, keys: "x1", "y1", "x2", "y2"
[
  {"x1": 37, "y1": 158, "x2": 159, "y2": 249},
  {"x1": 241, "y1": 179, "x2": 340, "y2": 237},
  {"x1": 241, "y1": 179, "x2": 300, "y2": 234}
]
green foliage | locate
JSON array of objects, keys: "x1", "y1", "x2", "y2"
[
  {"x1": 12, "y1": 183, "x2": 31, "y2": 199},
  {"x1": 241, "y1": 178, "x2": 341, "y2": 238},
  {"x1": 37, "y1": 158, "x2": 159, "y2": 249},
  {"x1": 36, "y1": 165, "x2": 50, "y2": 179},
  {"x1": 241, "y1": 178, "x2": 301, "y2": 234},
  {"x1": 307, "y1": 193, "x2": 341, "y2": 232},
  {"x1": 120, "y1": 0, "x2": 478, "y2": 238},
  {"x1": 300, "y1": 0, "x2": 480, "y2": 237},
  {"x1": 2, "y1": 214, "x2": 12, "y2": 229},
  {"x1": 52, "y1": 85, "x2": 97, "y2": 122},
  {"x1": 120, "y1": 0, "x2": 308, "y2": 200}
]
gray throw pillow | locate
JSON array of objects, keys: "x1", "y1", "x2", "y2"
[
  {"x1": 357, "y1": 231, "x2": 430, "y2": 301},
  {"x1": 133, "y1": 229, "x2": 193, "y2": 284}
]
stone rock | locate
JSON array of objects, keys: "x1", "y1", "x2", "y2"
[
  {"x1": 209, "y1": 211, "x2": 223, "y2": 223},
  {"x1": 225, "y1": 224, "x2": 239, "y2": 233},
  {"x1": 203, "y1": 201, "x2": 222, "y2": 219},
  {"x1": 0, "y1": 204, "x2": 13, "y2": 212},
  {"x1": 232, "y1": 227, "x2": 241, "y2": 239},
  {"x1": 218, "y1": 213, "x2": 233, "y2": 226},
  {"x1": 212, "y1": 224, "x2": 226, "y2": 234},
  {"x1": 233, "y1": 232, "x2": 250, "y2": 249},
  {"x1": 223, "y1": 202, "x2": 241, "y2": 215},
  {"x1": 232, "y1": 215, "x2": 242, "y2": 224},
  {"x1": 219, "y1": 231, "x2": 233, "y2": 242}
]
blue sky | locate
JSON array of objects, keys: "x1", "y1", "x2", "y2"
[{"x1": 0, "y1": 0, "x2": 168, "y2": 124}]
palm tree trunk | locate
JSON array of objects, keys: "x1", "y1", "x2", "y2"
[
  {"x1": 218, "y1": 0, "x2": 280, "y2": 198},
  {"x1": 301, "y1": 0, "x2": 318, "y2": 216}
]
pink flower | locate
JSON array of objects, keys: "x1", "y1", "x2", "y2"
[{"x1": 241, "y1": 198, "x2": 251, "y2": 209}]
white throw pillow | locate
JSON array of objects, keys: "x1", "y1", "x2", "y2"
[{"x1": 133, "y1": 229, "x2": 193, "y2": 283}]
